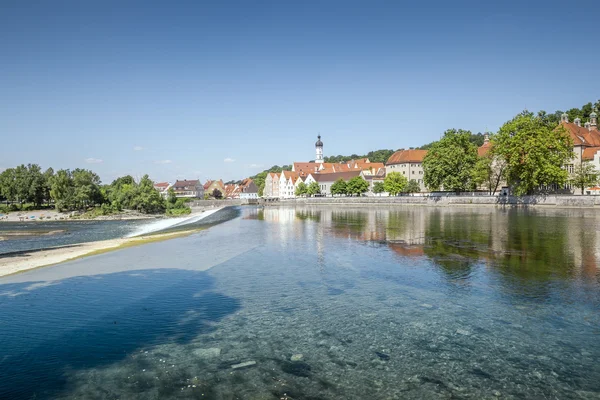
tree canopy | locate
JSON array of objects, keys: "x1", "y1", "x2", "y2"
[
  {"x1": 345, "y1": 176, "x2": 369, "y2": 196},
  {"x1": 570, "y1": 163, "x2": 599, "y2": 195},
  {"x1": 307, "y1": 181, "x2": 321, "y2": 196},
  {"x1": 295, "y1": 182, "x2": 308, "y2": 197},
  {"x1": 384, "y1": 172, "x2": 408, "y2": 196},
  {"x1": 403, "y1": 179, "x2": 421, "y2": 195},
  {"x1": 494, "y1": 111, "x2": 573, "y2": 195},
  {"x1": 372, "y1": 181, "x2": 385, "y2": 195},
  {"x1": 422, "y1": 129, "x2": 479, "y2": 192},
  {"x1": 330, "y1": 179, "x2": 347, "y2": 196}
]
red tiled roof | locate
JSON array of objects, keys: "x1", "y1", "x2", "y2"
[
  {"x1": 153, "y1": 182, "x2": 170, "y2": 188},
  {"x1": 478, "y1": 141, "x2": 492, "y2": 157},
  {"x1": 582, "y1": 147, "x2": 600, "y2": 161},
  {"x1": 559, "y1": 121, "x2": 600, "y2": 147},
  {"x1": 386, "y1": 149, "x2": 428, "y2": 165}
]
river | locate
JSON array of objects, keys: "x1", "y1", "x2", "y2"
[{"x1": 0, "y1": 206, "x2": 598, "y2": 399}]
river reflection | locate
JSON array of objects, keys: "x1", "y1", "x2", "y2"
[{"x1": 250, "y1": 206, "x2": 600, "y2": 292}]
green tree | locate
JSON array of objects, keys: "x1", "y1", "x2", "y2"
[
  {"x1": 0, "y1": 168, "x2": 17, "y2": 203},
  {"x1": 167, "y1": 187, "x2": 177, "y2": 204},
  {"x1": 472, "y1": 152, "x2": 507, "y2": 195},
  {"x1": 307, "y1": 181, "x2": 321, "y2": 196},
  {"x1": 346, "y1": 176, "x2": 369, "y2": 196},
  {"x1": 570, "y1": 163, "x2": 599, "y2": 195},
  {"x1": 372, "y1": 181, "x2": 385, "y2": 195},
  {"x1": 494, "y1": 111, "x2": 574, "y2": 195},
  {"x1": 132, "y1": 174, "x2": 166, "y2": 213},
  {"x1": 212, "y1": 188, "x2": 223, "y2": 199},
  {"x1": 295, "y1": 182, "x2": 308, "y2": 197},
  {"x1": 330, "y1": 179, "x2": 347, "y2": 196},
  {"x1": 403, "y1": 179, "x2": 421, "y2": 195},
  {"x1": 384, "y1": 171, "x2": 408, "y2": 196},
  {"x1": 422, "y1": 129, "x2": 479, "y2": 192},
  {"x1": 72, "y1": 168, "x2": 102, "y2": 208},
  {"x1": 50, "y1": 169, "x2": 75, "y2": 211}
]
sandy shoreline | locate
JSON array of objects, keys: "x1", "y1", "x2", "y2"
[
  {"x1": 0, "y1": 209, "x2": 160, "y2": 222},
  {"x1": 0, "y1": 229, "x2": 201, "y2": 278}
]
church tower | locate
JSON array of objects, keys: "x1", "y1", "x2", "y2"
[{"x1": 315, "y1": 135, "x2": 324, "y2": 164}]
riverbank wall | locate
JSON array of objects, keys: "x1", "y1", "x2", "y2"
[{"x1": 262, "y1": 195, "x2": 600, "y2": 208}]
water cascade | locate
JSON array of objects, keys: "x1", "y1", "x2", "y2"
[{"x1": 125, "y1": 208, "x2": 225, "y2": 237}]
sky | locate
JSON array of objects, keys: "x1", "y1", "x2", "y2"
[{"x1": 1, "y1": 0, "x2": 599, "y2": 183}]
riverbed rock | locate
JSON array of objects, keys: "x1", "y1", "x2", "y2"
[
  {"x1": 193, "y1": 348, "x2": 221, "y2": 359},
  {"x1": 290, "y1": 354, "x2": 303, "y2": 361},
  {"x1": 231, "y1": 361, "x2": 256, "y2": 369}
]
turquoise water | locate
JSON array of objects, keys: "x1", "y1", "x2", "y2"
[{"x1": 0, "y1": 206, "x2": 599, "y2": 399}]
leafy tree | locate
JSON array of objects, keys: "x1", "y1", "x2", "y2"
[
  {"x1": 212, "y1": 188, "x2": 223, "y2": 199},
  {"x1": 295, "y1": 182, "x2": 308, "y2": 197},
  {"x1": 345, "y1": 176, "x2": 369, "y2": 196},
  {"x1": 132, "y1": 174, "x2": 166, "y2": 213},
  {"x1": 330, "y1": 179, "x2": 347, "y2": 196},
  {"x1": 0, "y1": 168, "x2": 17, "y2": 203},
  {"x1": 384, "y1": 171, "x2": 408, "y2": 196},
  {"x1": 472, "y1": 152, "x2": 507, "y2": 195},
  {"x1": 307, "y1": 181, "x2": 321, "y2": 196},
  {"x1": 72, "y1": 168, "x2": 102, "y2": 208},
  {"x1": 167, "y1": 187, "x2": 177, "y2": 204},
  {"x1": 494, "y1": 111, "x2": 574, "y2": 195},
  {"x1": 372, "y1": 181, "x2": 385, "y2": 195},
  {"x1": 403, "y1": 179, "x2": 421, "y2": 195},
  {"x1": 50, "y1": 169, "x2": 75, "y2": 211},
  {"x1": 422, "y1": 129, "x2": 479, "y2": 192},
  {"x1": 570, "y1": 163, "x2": 599, "y2": 195}
]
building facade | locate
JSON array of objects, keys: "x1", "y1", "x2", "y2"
[
  {"x1": 385, "y1": 149, "x2": 428, "y2": 192},
  {"x1": 171, "y1": 179, "x2": 204, "y2": 198}
]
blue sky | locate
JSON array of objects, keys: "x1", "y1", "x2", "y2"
[{"x1": 1, "y1": 0, "x2": 599, "y2": 183}]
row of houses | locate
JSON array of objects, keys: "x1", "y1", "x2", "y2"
[
  {"x1": 265, "y1": 111, "x2": 600, "y2": 198},
  {"x1": 153, "y1": 178, "x2": 259, "y2": 199}
]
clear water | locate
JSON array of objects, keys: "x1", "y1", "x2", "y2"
[{"x1": 0, "y1": 206, "x2": 599, "y2": 399}]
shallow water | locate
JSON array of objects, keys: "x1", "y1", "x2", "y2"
[
  {"x1": 0, "y1": 206, "x2": 599, "y2": 399},
  {"x1": 0, "y1": 207, "x2": 237, "y2": 255}
]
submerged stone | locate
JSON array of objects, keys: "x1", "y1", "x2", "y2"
[
  {"x1": 231, "y1": 360, "x2": 256, "y2": 369},
  {"x1": 193, "y1": 347, "x2": 221, "y2": 359},
  {"x1": 290, "y1": 353, "x2": 304, "y2": 361},
  {"x1": 281, "y1": 361, "x2": 312, "y2": 377},
  {"x1": 375, "y1": 351, "x2": 390, "y2": 361}
]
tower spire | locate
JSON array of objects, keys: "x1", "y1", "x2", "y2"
[{"x1": 315, "y1": 134, "x2": 324, "y2": 164}]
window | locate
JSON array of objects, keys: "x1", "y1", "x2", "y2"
[
  {"x1": 402, "y1": 171, "x2": 405, "y2": 175},
  {"x1": 412, "y1": 171, "x2": 415, "y2": 174}
]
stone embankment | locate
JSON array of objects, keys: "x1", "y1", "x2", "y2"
[{"x1": 261, "y1": 195, "x2": 600, "y2": 208}]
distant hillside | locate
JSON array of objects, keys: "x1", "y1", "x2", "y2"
[
  {"x1": 250, "y1": 165, "x2": 292, "y2": 196},
  {"x1": 324, "y1": 149, "x2": 396, "y2": 164}
]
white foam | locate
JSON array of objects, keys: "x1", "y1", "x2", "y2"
[{"x1": 125, "y1": 208, "x2": 223, "y2": 238}]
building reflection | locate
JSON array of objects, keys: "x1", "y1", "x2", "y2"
[{"x1": 248, "y1": 206, "x2": 600, "y2": 293}]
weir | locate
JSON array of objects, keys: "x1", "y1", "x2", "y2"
[{"x1": 126, "y1": 207, "x2": 226, "y2": 237}]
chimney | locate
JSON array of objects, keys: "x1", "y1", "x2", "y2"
[
  {"x1": 585, "y1": 122, "x2": 591, "y2": 131},
  {"x1": 574, "y1": 118, "x2": 581, "y2": 127},
  {"x1": 560, "y1": 113, "x2": 569, "y2": 123}
]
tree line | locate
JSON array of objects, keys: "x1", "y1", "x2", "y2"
[
  {"x1": 422, "y1": 105, "x2": 599, "y2": 195},
  {"x1": 0, "y1": 166, "x2": 189, "y2": 215}
]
